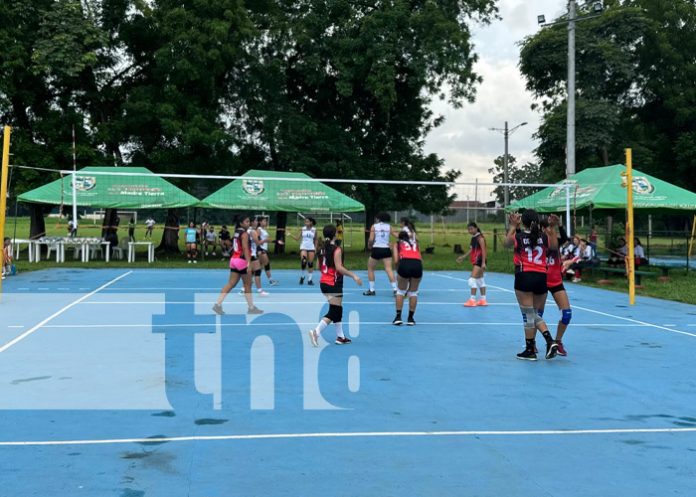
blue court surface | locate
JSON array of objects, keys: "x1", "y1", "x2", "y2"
[{"x1": 1, "y1": 268, "x2": 695, "y2": 496}]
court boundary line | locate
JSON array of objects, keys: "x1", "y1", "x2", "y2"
[
  {"x1": 2, "y1": 427, "x2": 696, "y2": 447},
  {"x1": 436, "y1": 274, "x2": 696, "y2": 339},
  {"x1": 31, "y1": 322, "x2": 650, "y2": 329},
  {"x1": 0, "y1": 271, "x2": 133, "y2": 354}
]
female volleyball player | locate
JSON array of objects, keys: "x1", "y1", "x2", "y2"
[
  {"x1": 247, "y1": 217, "x2": 269, "y2": 296},
  {"x1": 256, "y1": 217, "x2": 278, "y2": 286},
  {"x1": 184, "y1": 221, "x2": 198, "y2": 264},
  {"x1": 538, "y1": 215, "x2": 572, "y2": 357},
  {"x1": 308, "y1": 224, "x2": 363, "y2": 346},
  {"x1": 212, "y1": 215, "x2": 263, "y2": 315},
  {"x1": 392, "y1": 231, "x2": 423, "y2": 326},
  {"x1": 397, "y1": 217, "x2": 417, "y2": 242},
  {"x1": 364, "y1": 212, "x2": 397, "y2": 296},
  {"x1": 505, "y1": 210, "x2": 558, "y2": 361},
  {"x1": 456, "y1": 222, "x2": 487, "y2": 307},
  {"x1": 290, "y1": 217, "x2": 317, "y2": 285}
]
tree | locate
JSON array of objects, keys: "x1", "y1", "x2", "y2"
[
  {"x1": 520, "y1": 0, "x2": 696, "y2": 193},
  {"x1": 487, "y1": 155, "x2": 542, "y2": 205}
]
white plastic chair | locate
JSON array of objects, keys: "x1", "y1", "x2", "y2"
[{"x1": 111, "y1": 238, "x2": 128, "y2": 260}]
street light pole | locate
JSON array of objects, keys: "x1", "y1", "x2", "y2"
[{"x1": 567, "y1": 0, "x2": 576, "y2": 177}]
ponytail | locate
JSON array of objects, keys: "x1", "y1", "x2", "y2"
[
  {"x1": 321, "y1": 224, "x2": 337, "y2": 268},
  {"x1": 521, "y1": 209, "x2": 541, "y2": 247}
]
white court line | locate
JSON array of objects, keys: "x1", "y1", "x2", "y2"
[
  {"x1": 33, "y1": 322, "x2": 650, "y2": 329},
  {"x1": 2, "y1": 427, "x2": 695, "y2": 447},
  {"x1": 573, "y1": 305, "x2": 696, "y2": 338},
  {"x1": 78, "y1": 301, "x2": 519, "y2": 306},
  {"x1": 0, "y1": 271, "x2": 133, "y2": 354},
  {"x1": 436, "y1": 273, "x2": 696, "y2": 339},
  {"x1": 100, "y1": 287, "x2": 488, "y2": 292}
]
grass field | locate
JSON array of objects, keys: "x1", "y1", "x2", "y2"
[{"x1": 5, "y1": 216, "x2": 696, "y2": 304}]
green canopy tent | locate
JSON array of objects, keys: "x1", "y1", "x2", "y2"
[
  {"x1": 510, "y1": 165, "x2": 696, "y2": 212},
  {"x1": 18, "y1": 166, "x2": 200, "y2": 209},
  {"x1": 198, "y1": 169, "x2": 365, "y2": 212}
]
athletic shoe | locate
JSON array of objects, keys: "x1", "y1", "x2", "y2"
[
  {"x1": 392, "y1": 315, "x2": 404, "y2": 326},
  {"x1": 363, "y1": 290, "x2": 376, "y2": 296},
  {"x1": 299, "y1": 276, "x2": 305, "y2": 285},
  {"x1": 212, "y1": 304, "x2": 225, "y2": 315},
  {"x1": 393, "y1": 289, "x2": 397, "y2": 297},
  {"x1": 308, "y1": 330, "x2": 319, "y2": 347},
  {"x1": 247, "y1": 306, "x2": 264, "y2": 315},
  {"x1": 572, "y1": 277, "x2": 582, "y2": 283},
  {"x1": 566, "y1": 269, "x2": 575, "y2": 275},
  {"x1": 545, "y1": 341, "x2": 559, "y2": 360},
  {"x1": 407, "y1": 317, "x2": 416, "y2": 326},
  {"x1": 257, "y1": 289, "x2": 269, "y2": 297},
  {"x1": 188, "y1": 260, "x2": 192, "y2": 264},
  {"x1": 476, "y1": 299, "x2": 488, "y2": 306},
  {"x1": 269, "y1": 279, "x2": 279, "y2": 286},
  {"x1": 463, "y1": 298, "x2": 477, "y2": 307},
  {"x1": 307, "y1": 280, "x2": 315, "y2": 286},
  {"x1": 238, "y1": 289, "x2": 246, "y2": 295},
  {"x1": 335, "y1": 336, "x2": 352, "y2": 345},
  {"x1": 516, "y1": 349, "x2": 538, "y2": 361},
  {"x1": 193, "y1": 260, "x2": 198, "y2": 264},
  {"x1": 556, "y1": 342, "x2": 568, "y2": 356}
]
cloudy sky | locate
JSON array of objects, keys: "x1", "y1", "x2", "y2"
[{"x1": 424, "y1": 0, "x2": 566, "y2": 184}]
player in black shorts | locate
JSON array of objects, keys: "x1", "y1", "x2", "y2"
[
  {"x1": 505, "y1": 210, "x2": 559, "y2": 361},
  {"x1": 392, "y1": 231, "x2": 423, "y2": 326}
]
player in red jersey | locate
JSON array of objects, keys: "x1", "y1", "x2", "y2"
[
  {"x1": 212, "y1": 215, "x2": 263, "y2": 316},
  {"x1": 308, "y1": 225, "x2": 363, "y2": 346},
  {"x1": 537, "y1": 215, "x2": 572, "y2": 356},
  {"x1": 456, "y1": 221, "x2": 488, "y2": 307},
  {"x1": 392, "y1": 231, "x2": 423, "y2": 326},
  {"x1": 505, "y1": 210, "x2": 559, "y2": 361}
]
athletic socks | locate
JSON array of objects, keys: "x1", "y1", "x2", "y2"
[
  {"x1": 540, "y1": 330, "x2": 554, "y2": 345},
  {"x1": 525, "y1": 338, "x2": 536, "y2": 351},
  {"x1": 334, "y1": 322, "x2": 345, "y2": 339},
  {"x1": 308, "y1": 274, "x2": 313, "y2": 282},
  {"x1": 369, "y1": 281, "x2": 375, "y2": 292},
  {"x1": 391, "y1": 281, "x2": 397, "y2": 291},
  {"x1": 408, "y1": 310, "x2": 415, "y2": 321},
  {"x1": 314, "y1": 320, "x2": 328, "y2": 335}
]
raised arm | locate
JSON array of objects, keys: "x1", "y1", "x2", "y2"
[{"x1": 505, "y1": 213, "x2": 521, "y2": 248}]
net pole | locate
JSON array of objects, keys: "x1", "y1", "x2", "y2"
[
  {"x1": 0, "y1": 126, "x2": 11, "y2": 299},
  {"x1": 625, "y1": 148, "x2": 636, "y2": 306},
  {"x1": 689, "y1": 214, "x2": 696, "y2": 259}
]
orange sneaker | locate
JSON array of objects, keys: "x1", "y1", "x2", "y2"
[
  {"x1": 463, "y1": 298, "x2": 477, "y2": 307},
  {"x1": 476, "y1": 299, "x2": 488, "y2": 306}
]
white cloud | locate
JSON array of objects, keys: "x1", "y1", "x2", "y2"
[{"x1": 425, "y1": 0, "x2": 566, "y2": 184}]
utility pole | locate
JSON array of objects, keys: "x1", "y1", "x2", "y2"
[{"x1": 567, "y1": 0, "x2": 576, "y2": 177}]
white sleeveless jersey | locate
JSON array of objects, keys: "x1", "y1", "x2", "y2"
[
  {"x1": 300, "y1": 226, "x2": 316, "y2": 251},
  {"x1": 247, "y1": 228, "x2": 258, "y2": 257},
  {"x1": 258, "y1": 227, "x2": 269, "y2": 251},
  {"x1": 401, "y1": 226, "x2": 417, "y2": 242},
  {"x1": 373, "y1": 222, "x2": 391, "y2": 248}
]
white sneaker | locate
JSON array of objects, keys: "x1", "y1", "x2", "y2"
[
  {"x1": 188, "y1": 260, "x2": 192, "y2": 264},
  {"x1": 572, "y1": 277, "x2": 582, "y2": 283},
  {"x1": 257, "y1": 289, "x2": 269, "y2": 297},
  {"x1": 308, "y1": 329, "x2": 319, "y2": 347},
  {"x1": 193, "y1": 260, "x2": 198, "y2": 264}
]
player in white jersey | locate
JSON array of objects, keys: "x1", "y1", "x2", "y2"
[
  {"x1": 243, "y1": 217, "x2": 269, "y2": 296},
  {"x1": 256, "y1": 216, "x2": 278, "y2": 286},
  {"x1": 364, "y1": 212, "x2": 397, "y2": 296},
  {"x1": 290, "y1": 217, "x2": 318, "y2": 285}
]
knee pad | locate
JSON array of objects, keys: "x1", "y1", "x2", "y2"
[
  {"x1": 396, "y1": 289, "x2": 407, "y2": 296},
  {"x1": 307, "y1": 261, "x2": 314, "y2": 268},
  {"x1": 561, "y1": 308, "x2": 572, "y2": 325},
  {"x1": 254, "y1": 269, "x2": 262, "y2": 277},
  {"x1": 520, "y1": 306, "x2": 537, "y2": 330},
  {"x1": 264, "y1": 263, "x2": 271, "y2": 271},
  {"x1": 468, "y1": 277, "x2": 477, "y2": 289},
  {"x1": 407, "y1": 291, "x2": 419, "y2": 298},
  {"x1": 324, "y1": 304, "x2": 341, "y2": 322},
  {"x1": 476, "y1": 278, "x2": 486, "y2": 288},
  {"x1": 301, "y1": 259, "x2": 307, "y2": 270}
]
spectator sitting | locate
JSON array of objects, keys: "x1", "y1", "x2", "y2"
[
  {"x1": 205, "y1": 225, "x2": 218, "y2": 257},
  {"x1": 2, "y1": 237, "x2": 14, "y2": 279},
  {"x1": 562, "y1": 235, "x2": 581, "y2": 260},
  {"x1": 563, "y1": 238, "x2": 593, "y2": 282},
  {"x1": 607, "y1": 237, "x2": 627, "y2": 267},
  {"x1": 633, "y1": 237, "x2": 649, "y2": 267},
  {"x1": 219, "y1": 225, "x2": 232, "y2": 257}
]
